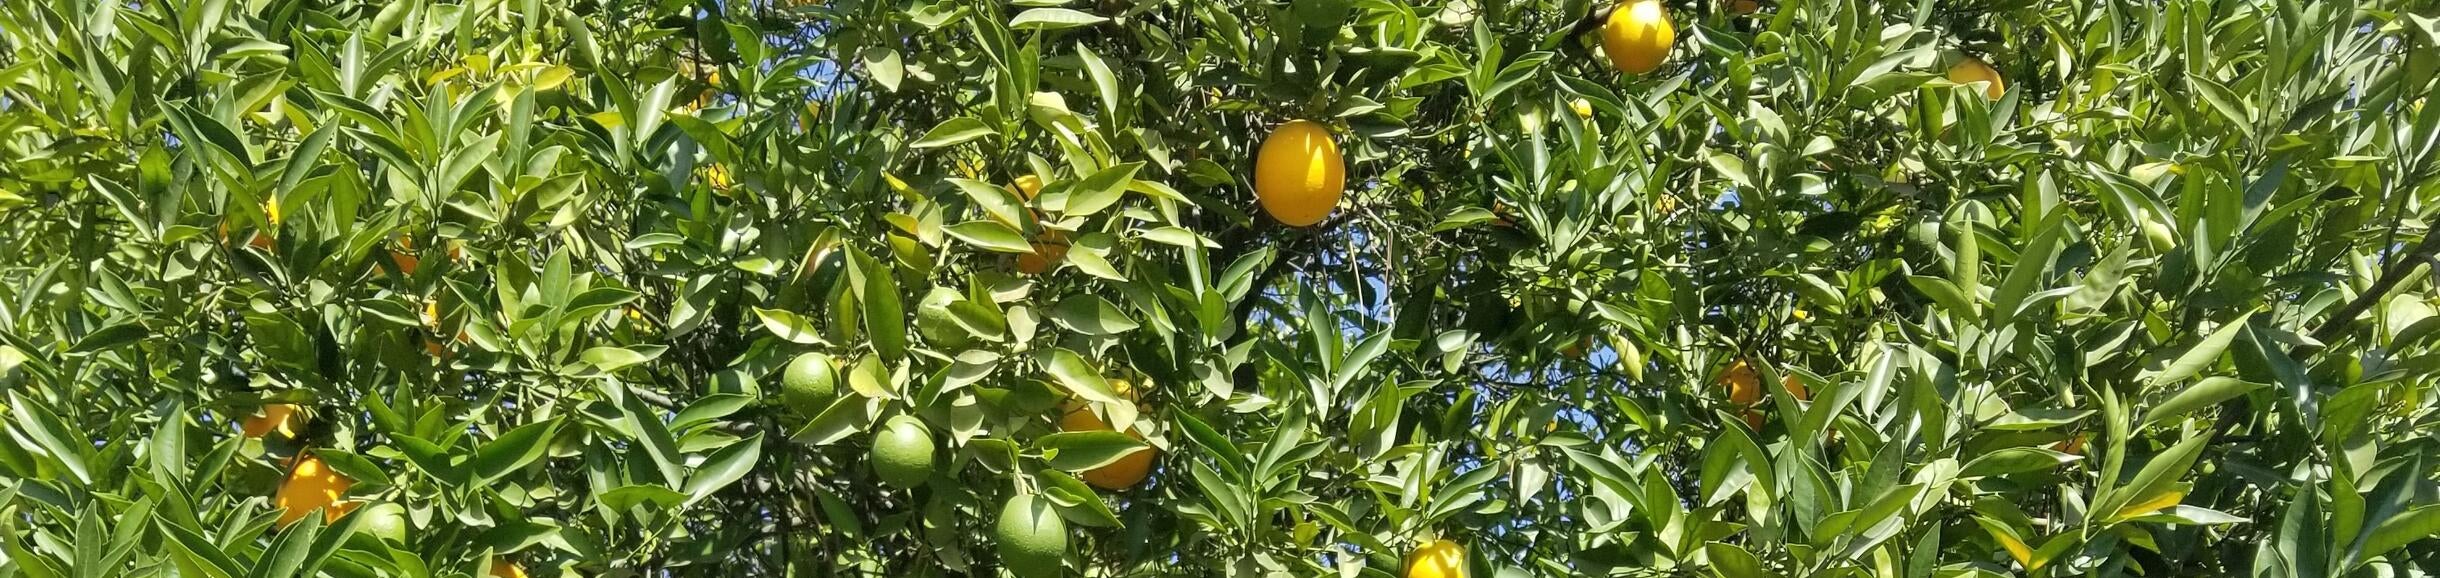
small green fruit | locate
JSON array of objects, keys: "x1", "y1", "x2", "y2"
[
  {"x1": 995, "y1": 493, "x2": 1068, "y2": 576},
  {"x1": 781, "y1": 353, "x2": 838, "y2": 415},
  {"x1": 870, "y1": 415, "x2": 935, "y2": 489},
  {"x1": 357, "y1": 502, "x2": 410, "y2": 543}
]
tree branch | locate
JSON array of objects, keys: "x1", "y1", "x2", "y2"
[{"x1": 2294, "y1": 232, "x2": 2440, "y2": 358}]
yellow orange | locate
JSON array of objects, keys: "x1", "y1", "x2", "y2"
[
  {"x1": 1252, "y1": 120, "x2": 1344, "y2": 227},
  {"x1": 241, "y1": 403, "x2": 304, "y2": 439},
  {"x1": 1601, "y1": 0, "x2": 1675, "y2": 75},
  {"x1": 1723, "y1": 360, "x2": 1761, "y2": 406},
  {"x1": 1568, "y1": 98, "x2": 1594, "y2": 119},
  {"x1": 1012, "y1": 174, "x2": 1045, "y2": 200},
  {"x1": 490, "y1": 561, "x2": 528, "y2": 578},
  {"x1": 273, "y1": 454, "x2": 356, "y2": 527},
  {"x1": 1406, "y1": 539, "x2": 1466, "y2": 578},
  {"x1": 1783, "y1": 373, "x2": 1809, "y2": 401},
  {"x1": 1947, "y1": 56, "x2": 2006, "y2": 101}
]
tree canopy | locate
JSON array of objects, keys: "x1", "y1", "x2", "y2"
[{"x1": 2, "y1": 0, "x2": 2440, "y2": 576}]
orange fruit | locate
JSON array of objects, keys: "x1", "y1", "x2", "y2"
[
  {"x1": 273, "y1": 454, "x2": 356, "y2": 527},
  {"x1": 241, "y1": 403, "x2": 304, "y2": 439},
  {"x1": 1016, "y1": 236, "x2": 1069, "y2": 275},
  {"x1": 1253, "y1": 120, "x2": 1345, "y2": 227},
  {"x1": 1406, "y1": 539, "x2": 1466, "y2": 578},
  {"x1": 1059, "y1": 379, "x2": 1153, "y2": 489},
  {"x1": 1727, "y1": 0, "x2": 1760, "y2": 15},
  {"x1": 1723, "y1": 360, "x2": 1761, "y2": 406},
  {"x1": 1568, "y1": 98, "x2": 1594, "y2": 119},
  {"x1": 1782, "y1": 373, "x2": 1809, "y2": 401},
  {"x1": 387, "y1": 234, "x2": 421, "y2": 275},
  {"x1": 1060, "y1": 403, "x2": 1154, "y2": 490},
  {"x1": 1011, "y1": 174, "x2": 1045, "y2": 200},
  {"x1": 1947, "y1": 56, "x2": 2006, "y2": 101},
  {"x1": 490, "y1": 561, "x2": 528, "y2": 578},
  {"x1": 1601, "y1": 0, "x2": 1675, "y2": 74}
]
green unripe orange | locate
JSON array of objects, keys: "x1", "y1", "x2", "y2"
[
  {"x1": 996, "y1": 493, "x2": 1068, "y2": 576},
  {"x1": 871, "y1": 415, "x2": 935, "y2": 489},
  {"x1": 781, "y1": 353, "x2": 838, "y2": 415}
]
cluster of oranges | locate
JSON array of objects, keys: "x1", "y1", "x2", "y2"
[{"x1": 238, "y1": 405, "x2": 528, "y2": 578}]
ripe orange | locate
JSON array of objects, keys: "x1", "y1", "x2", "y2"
[
  {"x1": 1723, "y1": 360, "x2": 1761, "y2": 406},
  {"x1": 1947, "y1": 56, "x2": 2006, "y2": 101},
  {"x1": 273, "y1": 454, "x2": 356, "y2": 527},
  {"x1": 1406, "y1": 539, "x2": 1466, "y2": 578},
  {"x1": 1601, "y1": 0, "x2": 1675, "y2": 74},
  {"x1": 1011, "y1": 174, "x2": 1045, "y2": 200},
  {"x1": 1060, "y1": 402, "x2": 1154, "y2": 490},
  {"x1": 1252, "y1": 120, "x2": 1344, "y2": 227},
  {"x1": 1016, "y1": 235, "x2": 1069, "y2": 275},
  {"x1": 490, "y1": 560, "x2": 528, "y2": 578},
  {"x1": 1727, "y1": 0, "x2": 1760, "y2": 15},
  {"x1": 1783, "y1": 373, "x2": 1809, "y2": 401},
  {"x1": 241, "y1": 403, "x2": 304, "y2": 439}
]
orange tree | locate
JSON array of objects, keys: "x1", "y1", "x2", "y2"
[{"x1": 4, "y1": 0, "x2": 2440, "y2": 576}]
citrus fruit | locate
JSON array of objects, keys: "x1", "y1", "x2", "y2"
[
  {"x1": 1406, "y1": 539, "x2": 1466, "y2": 578},
  {"x1": 1727, "y1": 0, "x2": 1760, "y2": 15},
  {"x1": 387, "y1": 234, "x2": 421, "y2": 275},
  {"x1": 780, "y1": 353, "x2": 839, "y2": 416},
  {"x1": 1253, "y1": 120, "x2": 1345, "y2": 227},
  {"x1": 1060, "y1": 400, "x2": 1155, "y2": 490},
  {"x1": 1947, "y1": 56, "x2": 2006, "y2": 101},
  {"x1": 1569, "y1": 98, "x2": 1594, "y2": 119},
  {"x1": 1016, "y1": 236, "x2": 1069, "y2": 275},
  {"x1": 358, "y1": 502, "x2": 410, "y2": 543},
  {"x1": 242, "y1": 403, "x2": 304, "y2": 439},
  {"x1": 1012, "y1": 174, "x2": 1045, "y2": 199},
  {"x1": 996, "y1": 493, "x2": 1068, "y2": 576},
  {"x1": 870, "y1": 415, "x2": 935, "y2": 489},
  {"x1": 1601, "y1": 0, "x2": 1675, "y2": 75},
  {"x1": 1723, "y1": 360, "x2": 1761, "y2": 406},
  {"x1": 490, "y1": 561, "x2": 528, "y2": 578},
  {"x1": 1782, "y1": 373, "x2": 1810, "y2": 401},
  {"x1": 273, "y1": 454, "x2": 355, "y2": 527}
]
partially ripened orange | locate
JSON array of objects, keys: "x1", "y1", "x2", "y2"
[
  {"x1": 1601, "y1": 0, "x2": 1675, "y2": 74},
  {"x1": 1947, "y1": 56, "x2": 2006, "y2": 100},
  {"x1": 242, "y1": 403, "x2": 304, "y2": 439},
  {"x1": 1253, "y1": 120, "x2": 1344, "y2": 227}
]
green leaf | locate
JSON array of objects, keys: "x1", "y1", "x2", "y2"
[
  {"x1": 473, "y1": 420, "x2": 559, "y2": 483},
  {"x1": 1010, "y1": 8, "x2": 1107, "y2": 30},
  {"x1": 683, "y1": 434, "x2": 762, "y2": 506},
  {"x1": 753, "y1": 308, "x2": 828, "y2": 345},
  {"x1": 1038, "y1": 348, "x2": 1121, "y2": 405},
  {"x1": 944, "y1": 221, "x2": 1036, "y2": 253},
  {"x1": 1046, "y1": 295, "x2": 1140, "y2": 335},
  {"x1": 1960, "y1": 447, "x2": 2078, "y2": 478},
  {"x1": 912, "y1": 117, "x2": 996, "y2": 148},
  {"x1": 1038, "y1": 431, "x2": 1148, "y2": 471},
  {"x1": 1059, "y1": 162, "x2": 1140, "y2": 216},
  {"x1": 2143, "y1": 377, "x2": 2265, "y2": 427},
  {"x1": 581, "y1": 346, "x2": 666, "y2": 373},
  {"x1": 2150, "y1": 318, "x2": 2250, "y2": 387}
]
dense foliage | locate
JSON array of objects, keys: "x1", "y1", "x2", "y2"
[{"x1": 4, "y1": 0, "x2": 2440, "y2": 576}]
